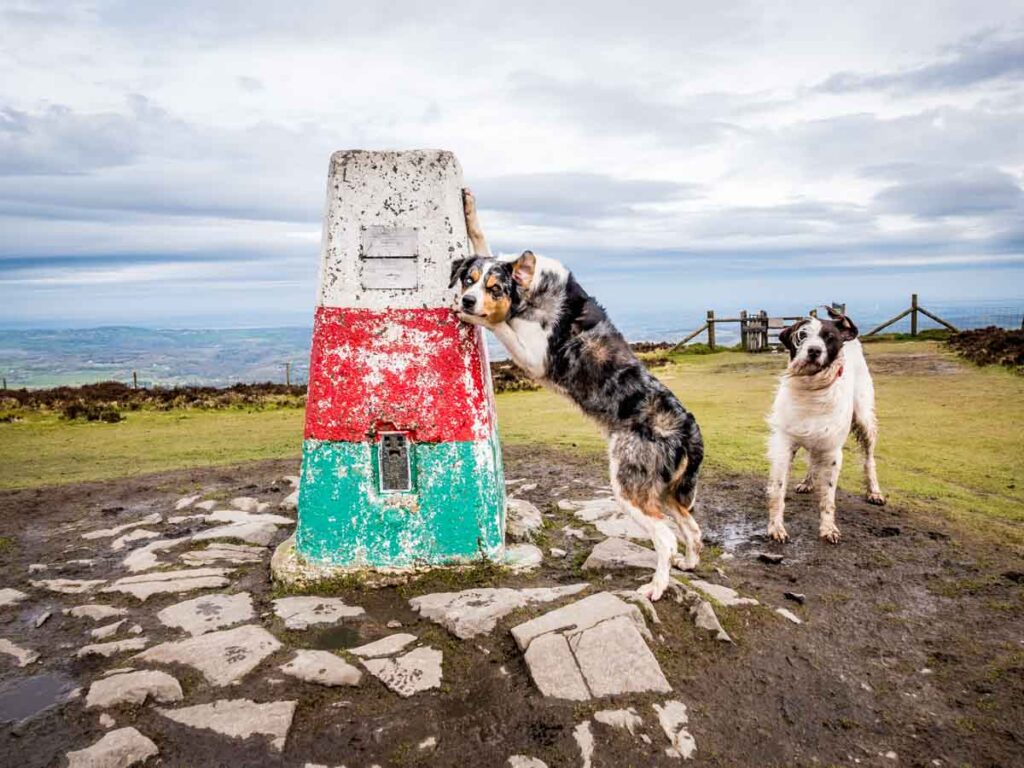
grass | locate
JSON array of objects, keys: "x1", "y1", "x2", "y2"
[
  {"x1": 499, "y1": 341, "x2": 1024, "y2": 545},
  {"x1": 1, "y1": 340, "x2": 1021, "y2": 548}
]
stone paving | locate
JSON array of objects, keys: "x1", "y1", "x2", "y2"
[{"x1": 0, "y1": 483, "x2": 797, "y2": 766}]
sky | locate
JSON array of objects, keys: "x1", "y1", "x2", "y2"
[{"x1": 0, "y1": 0, "x2": 1022, "y2": 329}]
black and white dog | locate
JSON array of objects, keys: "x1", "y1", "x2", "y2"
[
  {"x1": 767, "y1": 308, "x2": 885, "y2": 544},
  {"x1": 452, "y1": 190, "x2": 704, "y2": 601}
]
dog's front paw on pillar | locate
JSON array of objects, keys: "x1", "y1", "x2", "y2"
[
  {"x1": 767, "y1": 521, "x2": 789, "y2": 542},
  {"x1": 866, "y1": 492, "x2": 886, "y2": 506},
  {"x1": 819, "y1": 524, "x2": 842, "y2": 544}
]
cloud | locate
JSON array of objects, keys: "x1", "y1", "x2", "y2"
[
  {"x1": 816, "y1": 32, "x2": 1024, "y2": 93},
  {"x1": 873, "y1": 168, "x2": 1024, "y2": 218}
]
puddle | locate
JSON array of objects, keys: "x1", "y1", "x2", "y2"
[
  {"x1": 307, "y1": 625, "x2": 360, "y2": 650},
  {"x1": 0, "y1": 672, "x2": 77, "y2": 724},
  {"x1": 707, "y1": 517, "x2": 766, "y2": 552}
]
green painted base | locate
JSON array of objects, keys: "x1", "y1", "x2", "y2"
[{"x1": 296, "y1": 437, "x2": 506, "y2": 568}]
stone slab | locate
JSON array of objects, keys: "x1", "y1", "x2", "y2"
[
  {"x1": 66, "y1": 727, "x2": 158, "y2": 768},
  {"x1": 136, "y1": 625, "x2": 280, "y2": 686},
  {"x1": 193, "y1": 522, "x2": 279, "y2": 547},
  {"x1": 511, "y1": 592, "x2": 649, "y2": 651},
  {"x1": 204, "y1": 510, "x2": 295, "y2": 526},
  {"x1": 362, "y1": 646, "x2": 442, "y2": 697},
  {"x1": 31, "y1": 579, "x2": 105, "y2": 595},
  {"x1": 686, "y1": 579, "x2": 759, "y2": 607},
  {"x1": 569, "y1": 615, "x2": 671, "y2": 697},
  {"x1": 65, "y1": 605, "x2": 128, "y2": 622},
  {"x1": 348, "y1": 633, "x2": 417, "y2": 658},
  {"x1": 0, "y1": 588, "x2": 28, "y2": 608},
  {"x1": 103, "y1": 568, "x2": 232, "y2": 601},
  {"x1": 86, "y1": 670, "x2": 183, "y2": 709},
  {"x1": 522, "y1": 632, "x2": 589, "y2": 701},
  {"x1": 81, "y1": 513, "x2": 162, "y2": 541},
  {"x1": 180, "y1": 543, "x2": 264, "y2": 567},
  {"x1": 506, "y1": 498, "x2": 543, "y2": 541},
  {"x1": 157, "y1": 592, "x2": 254, "y2": 636},
  {"x1": 0, "y1": 638, "x2": 39, "y2": 666},
  {"x1": 279, "y1": 650, "x2": 361, "y2": 687},
  {"x1": 410, "y1": 584, "x2": 589, "y2": 639},
  {"x1": 272, "y1": 596, "x2": 365, "y2": 630},
  {"x1": 77, "y1": 638, "x2": 148, "y2": 659},
  {"x1": 582, "y1": 537, "x2": 658, "y2": 571},
  {"x1": 158, "y1": 698, "x2": 296, "y2": 752}
]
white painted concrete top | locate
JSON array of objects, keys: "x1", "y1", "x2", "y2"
[{"x1": 317, "y1": 150, "x2": 470, "y2": 310}]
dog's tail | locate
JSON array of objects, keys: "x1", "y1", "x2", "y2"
[{"x1": 668, "y1": 413, "x2": 704, "y2": 512}]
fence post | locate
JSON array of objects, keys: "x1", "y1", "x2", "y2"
[
  {"x1": 759, "y1": 309, "x2": 768, "y2": 351},
  {"x1": 707, "y1": 310, "x2": 716, "y2": 351},
  {"x1": 285, "y1": 362, "x2": 292, "y2": 387},
  {"x1": 132, "y1": 371, "x2": 138, "y2": 390},
  {"x1": 739, "y1": 310, "x2": 748, "y2": 351},
  {"x1": 911, "y1": 293, "x2": 919, "y2": 336}
]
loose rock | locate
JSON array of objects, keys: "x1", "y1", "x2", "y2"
[
  {"x1": 775, "y1": 607, "x2": 803, "y2": 624},
  {"x1": 349, "y1": 633, "x2": 417, "y2": 658},
  {"x1": 86, "y1": 670, "x2": 183, "y2": 709},
  {"x1": 122, "y1": 537, "x2": 191, "y2": 573},
  {"x1": 229, "y1": 496, "x2": 262, "y2": 512},
  {"x1": 508, "y1": 758, "x2": 548, "y2": 768},
  {"x1": 756, "y1": 552, "x2": 785, "y2": 565},
  {"x1": 65, "y1": 727, "x2": 158, "y2": 768},
  {"x1": 505, "y1": 543, "x2": 543, "y2": 571},
  {"x1": 570, "y1": 498, "x2": 649, "y2": 539},
  {"x1": 158, "y1": 698, "x2": 296, "y2": 752},
  {"x1": 174, "y1": 495, "x2": 201, "y2": 511},
  {"x1": 272, "y1": 596, "x2": 365, "y2": 630},
  {"x1": 784, "y1": 592, "x2": 806, "y2": 605},
  {"x1": 279, "y1": 650, "x2": 362, "y2": 687},
  {"x1": 362, "y1": 646, "x2": 442, "y2": 697},
  {"x1": 103, "y1": 568, "x2": 232, "y2": 601},
  {"x1": 157, "y1": 592, "x2": 254, "y2": 636},
  {"x1": 280, "y1": 490, "x2": 299, "y2": 510},
  {"x1": 136, "y1": 624, "x2": 280, "y2": 686},
  {"x1": 410, "y1": 584, "x2": 588, "y2": 639}
]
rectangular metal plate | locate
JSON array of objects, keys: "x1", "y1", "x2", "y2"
[
  {"x1": 379, "y1": 433, "x2": 412, "y2": 493},
  {"x1": 361, "y1": 226, "x2": 418, "y2": 290}
]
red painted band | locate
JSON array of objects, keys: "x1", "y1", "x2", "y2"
[{"x1": 304, "y1": 306, "x2": 497, "y2": 443}]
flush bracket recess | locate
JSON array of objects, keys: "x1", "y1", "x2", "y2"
[
  {"x1": 378, "y1": 432, "x2": 412, "y2": 493},
  {"x1": 360, "y1": 226, "x2": 419, "y2": 290}
]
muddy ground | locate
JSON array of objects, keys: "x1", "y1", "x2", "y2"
[{"x1": 0, "y1": 446, "x2": 1021, "y2": 768}]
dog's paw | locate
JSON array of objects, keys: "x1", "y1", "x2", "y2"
[
  {"x1": 672, "y1": 553, "x2": 699, "y2": 571},
  {"x1": 794, "y1": 481, "x2": 813, "y2": 494},
  {"x1": 819, "y1": 524, "x2": 841, "y2": 544},
  {"x1": 463, "y1": 187, "x2": 477, "y2": 212},
  {"x1": 767, "y1": 521, "x2": 789, "y2": 542},
  {"x1": 637, "y1": 578, "x2": 667, "y2": 602},
  {"x1": 866, "y1": 492, "x2": 886, "y2": 506}
]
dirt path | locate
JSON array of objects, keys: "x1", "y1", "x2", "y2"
[{"x1": 0, "y1": 447, "x2": 1021, "y2": 768}]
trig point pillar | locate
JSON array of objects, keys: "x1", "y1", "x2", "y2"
[{"x1": 289, "y1": 149, "x2": 506, "y2": 574}]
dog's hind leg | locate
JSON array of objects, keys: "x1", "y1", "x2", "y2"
[
  {"x1": 852, "y1": 403, "x2": 885, "y2": 506},
  {"x1": 812, "y1": 447, "x2": 844, "y2": 543},
  {"x1": 766, "y1": 431, "x2": 794, "y2": 542},
  {"x1": 666, "y1": 502, "x2": 702, "y2": 571}
]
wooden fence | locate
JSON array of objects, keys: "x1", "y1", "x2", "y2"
[{"x1": 672, "y1": 295, "x2": 959, "y2": 353}]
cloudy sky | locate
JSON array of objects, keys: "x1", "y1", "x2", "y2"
[{"x1": 1, "y1": 0, "x2": 1022, "y2": 328}]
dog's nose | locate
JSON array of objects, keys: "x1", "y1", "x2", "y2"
[
  {"x1": 806, "y1": 347, "x2": 821, "y2": 361},
  {"x1": 461, "y1": 295, "x2": 477, "y2": 311}
]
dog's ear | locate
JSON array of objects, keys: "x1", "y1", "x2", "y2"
[
  {"x1": 449, "y1": 257, "x2": 470, "y2": 288},
  {"x1": 512, "y1": 251, "x2": 536, "y2": 289},
  {"x1": 834, "y1": 313, "x2": 858, "y2": 341},
  {"x1": 825, "y1": 306, "x2": 858, "y2": 341},
  {"x1": 779, "y1": 320, "x2": 804, "y2": 355}
]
